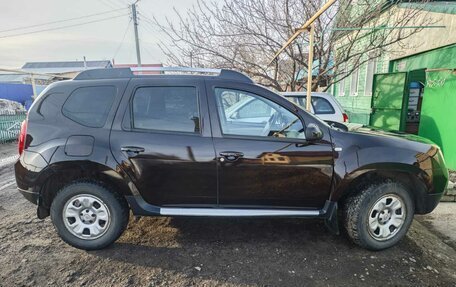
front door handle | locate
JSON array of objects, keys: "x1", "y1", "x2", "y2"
[
  {"x1": 121, "y1": 146, "x2": 145, "y2": 154},
  {"x1": 219, "y1": 151, "x2": 244, "y2": 162}
]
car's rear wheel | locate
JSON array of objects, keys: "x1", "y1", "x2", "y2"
[
  {"x1": 50, "y1": 181, "x2": 129, "y2": 250},
  {"x1": 343, "y1": 181, "x2": 414, "y2": 250}
]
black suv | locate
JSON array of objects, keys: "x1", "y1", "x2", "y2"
[{"x1": 15, "y1": 67, "x2": 448, "y2": 251}]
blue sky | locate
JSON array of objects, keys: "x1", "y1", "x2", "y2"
[{"x1": 0, "y1": 0, "x2": 198, "y2": 67}]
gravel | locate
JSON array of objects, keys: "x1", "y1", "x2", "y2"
[{"x1": 1, "y1": 143, "x2": 455, "y2": 286}]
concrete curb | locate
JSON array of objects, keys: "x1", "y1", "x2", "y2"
[
  {"x1": 442, "y1": 185, "x2": 456, "y2": 202},
  {"x1": 441, "y1": 195, "x2": 456, "y2": 202}
]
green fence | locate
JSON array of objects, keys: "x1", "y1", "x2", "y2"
[
  {"x1": 0, "y1": 112, "x2": 26, "y2": 143},
  {"x1": 345, "y1": 111, "x2": 370, "y2": 125},
  {"x1": 419, "y1": 69, "x2": 456, "y2": 170}
]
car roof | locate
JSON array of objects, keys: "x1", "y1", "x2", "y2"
[
  {"x1": 281, "y1": 92, "x2": 333, "y2": 98},
  {"x1": 280, "y1": 91, "x2": 346, "y2": 112},
  {"x1": 73, "y1": 67, "x2": 254, "y2": 84}
]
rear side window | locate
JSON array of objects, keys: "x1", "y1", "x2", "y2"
[
  {"x1": 285, "y1": 96, "x2": 300, "y2": 105},
  {"x1": 131, "y1": 86, "x2": 200, "y2": 133},
  {"x1": 62, "y1": 86, "x2": 116, "y2": 128},
  {"x1": 286, "y1": 96, "x2": 335, "y2": 115}
]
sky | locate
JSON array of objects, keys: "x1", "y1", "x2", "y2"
[{"x1": 0, "y1": 0, "x2": 198, "y2": 68}]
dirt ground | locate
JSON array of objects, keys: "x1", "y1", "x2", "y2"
[{"x1": 1, "y1": 142, "x2": 455, "y2": 287}]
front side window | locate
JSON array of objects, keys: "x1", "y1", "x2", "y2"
[
  {"x1": 132, "y1": 86, "x2": 200, "y2": 133},
  {"x1": 215, "y1": 88, "x2": 305, "y2": 139},
  {"x1": 62, "y1": 86, "x2": 116, "y2": 128}
]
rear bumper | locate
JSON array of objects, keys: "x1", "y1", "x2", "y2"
[
  {"x1": 18, "y1": 187, "x2": 39, "y2": 205},
  {"x1": 15, "y1": 157, "x2": 43, "y2": 207}
]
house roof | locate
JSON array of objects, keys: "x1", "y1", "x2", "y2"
[
  {"x1": 0, "y1": 73, "x2": 52, "y2": 84},
  {"x1": 399, "y1": 1, "x2": 456, "y2": 15},
  {"x1": 21, "y1": 60, "x2": 112, "y2": 74},
  {"x1": 0, "y1": 74, "x2": 29, "y2": 83}
]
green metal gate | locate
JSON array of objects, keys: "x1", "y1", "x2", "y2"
[
  {"x1": 419, "y1": 69, "x2": 456, "y2": 170},
  {"x1": 370, "y1": 72, "x2": 407, "y2": 131}
]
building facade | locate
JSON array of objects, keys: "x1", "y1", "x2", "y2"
[{"x1": 332, "y1": 1, "x2": 456, "y2": 169}]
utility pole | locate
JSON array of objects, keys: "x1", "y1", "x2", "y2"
[
  {"x1": 30, "y1": 74, "x2": 37, "y2": 100},
  {"x1": 306, "y1": 23, "x2": 315, "y2": 112},
  {"x1": 131, "y1": 1, "x2": 142, "y2": 67}
]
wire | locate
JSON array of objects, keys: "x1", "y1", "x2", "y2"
[
  {"x1": 0, "y1": 8, "x2": 127, "y2": 34},
  {"x1": 138, "y1": 11, "x2": 155, "y2": 26},
  {"x1": 140, "y1": 18, "x2": 162, "y2": 43},
  {"x1": 0, "y1": 14, "x2": 129, "y2": 39},
  {"x1": 99, "y1": 0, "x2": 124, "y2": 10},
  {"x1": 113, "y1": 18, "x2": 132, "y2": 60}
]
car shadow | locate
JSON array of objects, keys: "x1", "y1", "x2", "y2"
[{"x1": 90, "y1": 216, "x2": 419, "y2": 286}]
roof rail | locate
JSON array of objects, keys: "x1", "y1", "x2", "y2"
[
  {"x1": 131, "y1": 66, "x2": 220, "y2": 74},
  {"x1": 73, "y1": 67, "x2": 253, "y2": 83}
]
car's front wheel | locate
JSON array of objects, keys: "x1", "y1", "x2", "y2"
[
  {"x1": 343, "y1": 181, "x2": 414, "y2": 250},
  {"x1": 50, "y1": 181, "x2": 129, "y2": 250}
]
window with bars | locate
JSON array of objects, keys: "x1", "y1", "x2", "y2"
[
  {"x1": 350, "y1": 68, "x2": 359, "y2": 96},
  {"x1": 365, "y1": 58, "x2": 377, "y2": 96}
]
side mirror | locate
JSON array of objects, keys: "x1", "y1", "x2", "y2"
[
  {"x1": 305, "y1": 123, "x2": 323, "y2": 141},
  {"x1": 325, "y1": 120, "x2": 349, "y2": 131}
]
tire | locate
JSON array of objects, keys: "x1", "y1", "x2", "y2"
[
  {"x1": 343, "y1": 181, "x2": 414, "y2": 250},
  {"x1": 50, "y1": 181, "x2": 129, "y2": 250}
]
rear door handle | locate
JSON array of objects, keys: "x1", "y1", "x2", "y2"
[
  {"x1": 121, "y1": 146, "x2": 145, "y2": 154},
  {"x1": 219, "y1": 151, "x2": 244, "y2": 161}
]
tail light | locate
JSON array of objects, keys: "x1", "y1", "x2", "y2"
[
  {"x1": 343, "y1": 113, "x2": 349, "y2": 123},
  {"x1": 18, "y1": 120, "x2": 28, "y2": 155}
]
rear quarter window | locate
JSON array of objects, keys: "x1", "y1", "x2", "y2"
[
  {"x1": 37, "y1": 93, "x2": 63, "y2": 118},
  {"x1": 62, "y1": 86, "x2": 116, "y2": 128},
  {"x1": 312, "y1": 97, "x2": 335, "y2": 114}
]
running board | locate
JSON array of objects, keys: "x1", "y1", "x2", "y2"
[
  {"x1": 126, "y1": 195, "x2": 339, "y2": 234},
  {"x1": 160, "y1": 207, "x2": 320, "y2": 217},
  {"x1": 126, "y1": 195, "x2": 331, "y2": 218}
]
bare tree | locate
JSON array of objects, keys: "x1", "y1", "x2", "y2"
[{"x1": 153, "y1": 0, "x2": 433, "y2": 92}]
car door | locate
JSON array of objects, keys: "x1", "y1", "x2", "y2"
[
  {"x1": 207, "y1": 81, "x2": 334, "y2": 208},
  {"x1": 110, "y1": 78, "x2": 217, "y2": 206}
]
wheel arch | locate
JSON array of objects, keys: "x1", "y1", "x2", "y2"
[
  {"x1": 332, "y1": 164, "x2": 431, "y2": 214},
  {"x1": 36, "y1": 160, "x2": 133, "y2": 218}
]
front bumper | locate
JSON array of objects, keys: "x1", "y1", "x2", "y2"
[
  {"x1": 416, "y1": 192, "x2": 444, "y2": 214},
  {"x1": 412, "y1": 145, "x2": 448, "y2": 214}
]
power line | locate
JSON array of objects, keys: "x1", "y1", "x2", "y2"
[
  {"x1": 140, "y1": 19, "x2": 163, "y2": 43},
  {"x1": 99, "y1": 0, "x2": 122, "y2": 10},
  {"x1": 0, "y1": 14, "x2": 129, "y2": 39},
  {"x1": 138, "y1": 12, "x2": 155, "y2": 27},
  {"x1": 0, "y1": 8, "x2": 127, "y2": 34},
  {"x1": 113, "y1": 18, "x2": 132, "y2": 60}
]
